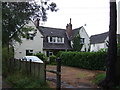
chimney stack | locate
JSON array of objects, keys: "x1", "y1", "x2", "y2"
[{"x1": 66, "y1": 18, "x2": 72, "y2": 39}]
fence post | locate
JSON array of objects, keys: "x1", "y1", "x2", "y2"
[
  {"x1": 44, "y1": 61, "x2": 46, "y2": 83},
  {"x1": 56, "y1": 57, "x2": 61, "y2": 90},
  {"x1": 25, "y1": 58, "x2": 28, "y2": 74},
  {"x1": 19, "y1": 59, "x2": 21, "y2": 71},
  {"x1": 13, "y1": 58, "x2": 15, "y2": 71},
  {"x1": 29, "y1": 59, "x2": 32, "y2": 75}
]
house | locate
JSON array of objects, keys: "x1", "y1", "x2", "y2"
[
  {"x1": 14, "y1": 19, "x2": 90, "y2": 59},
  {"x1": 90, "y1": 31, "x2": 120, "y2": 52}
]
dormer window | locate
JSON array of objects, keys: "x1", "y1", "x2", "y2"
[
  {"x1": 57, "y1": 37, "x2": 62, "y2": 43},
  {"x1": 48, "y1": 37, "x2": 64, "y2": 43}
]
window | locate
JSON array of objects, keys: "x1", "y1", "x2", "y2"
[
  {"x1": 80, "y1": 38, "x2": 85, "y2": 44},
  {"x1": 49, "y1": 51, "x2": 53, "y2": 56},
  {"x1": 46, "y1": 51, "x2": 53, "y2": 57},
  {"x1": 50, "y1": 37, "x2": 52, "y2": 42},
  {"x1": 48, "y1": 37, "x2": 64, "y2": 43},
  {"x1": 52, "y1": 37, "x2": 56, "y2": 42},
  {"x1": 26, "y1": 49, "x2": 33, "y2": 56},
  {"x1": 57, "y1": 37, "x2": 62, "y2": 43},
  {"x1": 27, "y1": 33, "x2": 34, "y2": 40}
]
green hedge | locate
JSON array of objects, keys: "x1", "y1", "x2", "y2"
[
  {"x1": 49, "y1": 55, "x2": 57, "y2": 65},
  {"x1": 34, "y1": 53, "x2": 47, "y2": 61},
  {"x1": 60, "y1": 51, "x2": 107, "y2": 70}
]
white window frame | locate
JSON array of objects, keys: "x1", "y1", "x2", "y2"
[
  {"x1": 26, "y1": 49, "x2": 33, "y2": 55},
  {"x1": 49, "y1": 51, "x2": 53, "y2": 56},
  {"x1": 80, "y1": 38, "x2": 85, "y2": 44},
  {"x1": 48, "y1": 36, "x2": 64, "y2": 43}
]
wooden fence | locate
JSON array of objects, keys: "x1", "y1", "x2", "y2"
[
  {"x1": 8, "y1": 58, "x2": 61, "y2": 89},
  {"x1": 8, "y1": 59, "x2": 45, "y2": 83}
]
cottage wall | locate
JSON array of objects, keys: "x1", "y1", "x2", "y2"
[
  {"x1": 14, "y1": 21, "x2": 43, "y2": 59},
  {"x1": 79, "y1": 27, "x2": 90, "y2": 52}
]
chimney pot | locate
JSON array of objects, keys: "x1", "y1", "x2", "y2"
[{"x1": 70, "y1": 18, "x2": 71, "y2": 24}]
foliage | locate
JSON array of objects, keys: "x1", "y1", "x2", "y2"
[
  {"x1": 49, "y1": 55, "x2": 57, "y2": 65},
  {"x1": 72, "y1": 33, "x2": 83, "y2": 51},
  {"x1": 60, "y1": 51, "x2": 107, "y2": 70},
  {"x1": 34, "y1": 52, "x2": 47, "y2": 61},
  {"x1": 56, "y1": 51, "x2": 64, "y2": 57},
  {"x1": 2, "y1": 47, "x2": 14, "y2": 61},
  {"x1": 2, "y1": 47, "x2": 14, "y2": 77},
  {"x1": 2, "y1": 1, "x2": 58, "y2": 46},
  {"x1": 5, "y1": 71, "x2": 49, "y2": 88},
  {"x1": 92, "y1": 72, "x2": 106, "y2": 85},
  {"x1": 97, "y1": 48, "x2": 107, "y2": 53}
]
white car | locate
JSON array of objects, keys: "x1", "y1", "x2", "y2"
[{"x1": 21, "y1": 56, "x2": 43, "y2": 63}]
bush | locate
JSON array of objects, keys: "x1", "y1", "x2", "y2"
[
  {"x1": 60, "y1": 51, "x2": 107, "y2": 70},
  {"x1": 49, "y1": 55, "x2": 57, "y2": 65},
  {"x1": 56, "y1": 51, "x2": 64, "y2": 57},
  {"x1": 34, "y1": 53, "x2": 47, "y2": 61}
]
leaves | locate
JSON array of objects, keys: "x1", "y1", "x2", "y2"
[
  {"x1": 2, "y1": 1, "x2": 58, "y2": 46},
  {"x1": 60, "y1": 51, "x2": 107, "y2": 70},
  {"x1": 72, "y1": 32, "x2": 83, "y2": 51}
]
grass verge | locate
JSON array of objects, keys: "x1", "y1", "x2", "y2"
[{"x1": 5, "y1": 71, "x2": 49, "y2": 88}]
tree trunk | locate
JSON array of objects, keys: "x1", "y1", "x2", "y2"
[{"x1": 98, "y1": 0, "x2": 118, "y2": 88}]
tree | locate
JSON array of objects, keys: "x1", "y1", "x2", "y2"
[
  {"x1": 72, "y1": 33, "x2": 83, "y2": 51},
  {"x1": 2, "y1": 1, "x2": 58, "y2": 46},
  {"x1": 98, "y1": 0, "x2": 118, "y2": 88},
  {"x1": 2, "y1": 1, "x2": 58, "y2": 60}
]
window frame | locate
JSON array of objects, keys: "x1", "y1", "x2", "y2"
[
  {"x1": 48, "y1": 36, "x2": 64, "y2": 43},
  {"x1": 26, "y1": 49, "x2": 33, "y2": 56}
]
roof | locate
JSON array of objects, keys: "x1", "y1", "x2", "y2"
[
  {"x1": 90, "y1": 32, "x2": 109, "y2": 44},
  {"x1": 37, "y1": 26, "x2": 88, "y2": 50},
  {"x1": 68, "y1": 27, "x2": 83, "y2": 40},
  {"x1": 38, "y1": 26, "x2": 72, "y2": 50},
  {"x1": 38, "y1": 26, "x2": 66, "y2": 37},
  {"x1": 90, "y1": 32, "x2": 120, "y2": 44}
]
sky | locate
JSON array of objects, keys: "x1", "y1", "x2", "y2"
[{"x1": 36, "y1": 0, "x2": 120, "y2": 37}]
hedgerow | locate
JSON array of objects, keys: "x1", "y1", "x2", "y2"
[{"x1": 60, "y1": 51, "x2": 107, "y2": 70}]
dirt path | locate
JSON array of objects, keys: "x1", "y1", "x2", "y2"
[{"x1": 46, "y1": 65, "x2": 103, "y2": 88}]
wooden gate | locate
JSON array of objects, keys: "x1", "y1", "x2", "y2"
[{"x1": 44, "y1": 57, "x2": 61, "y2": 90}]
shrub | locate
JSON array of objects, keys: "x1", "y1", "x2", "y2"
[
  {"x1": 49, "y1": 55, "x2": 57, "y2": 64},
  {"x1": 60, "y1": 51, "x2": 107, "y2": 70},
  {"x1": 34, "y1": 53, "x2": 47, "y2": 61},
  {"x1": 56, "y1": 51, "x2": 64, "y2": 57}
]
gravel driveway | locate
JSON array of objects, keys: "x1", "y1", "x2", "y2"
[{"x1": 46, "y1": 65, "x2": 103, "y2": 88}]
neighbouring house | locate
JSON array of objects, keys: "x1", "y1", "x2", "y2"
[
  {"x1": 90, "y1": 31, "x2": 120, "y2": 52},
  {"x1": 14, "y1": 19, "x2": 90, "y2": 59}
]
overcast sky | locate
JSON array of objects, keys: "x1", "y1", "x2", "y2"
[{"x1": 37, "y1": 0, "x2": 120, "y2": 36}]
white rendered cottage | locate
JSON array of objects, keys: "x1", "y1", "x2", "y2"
[
  {"x1": 90, "y1": 32, "x2": 120, "y2": 52},
  {"x1": 14, "y1": 19, "x2": 90, "y2": 59}
]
